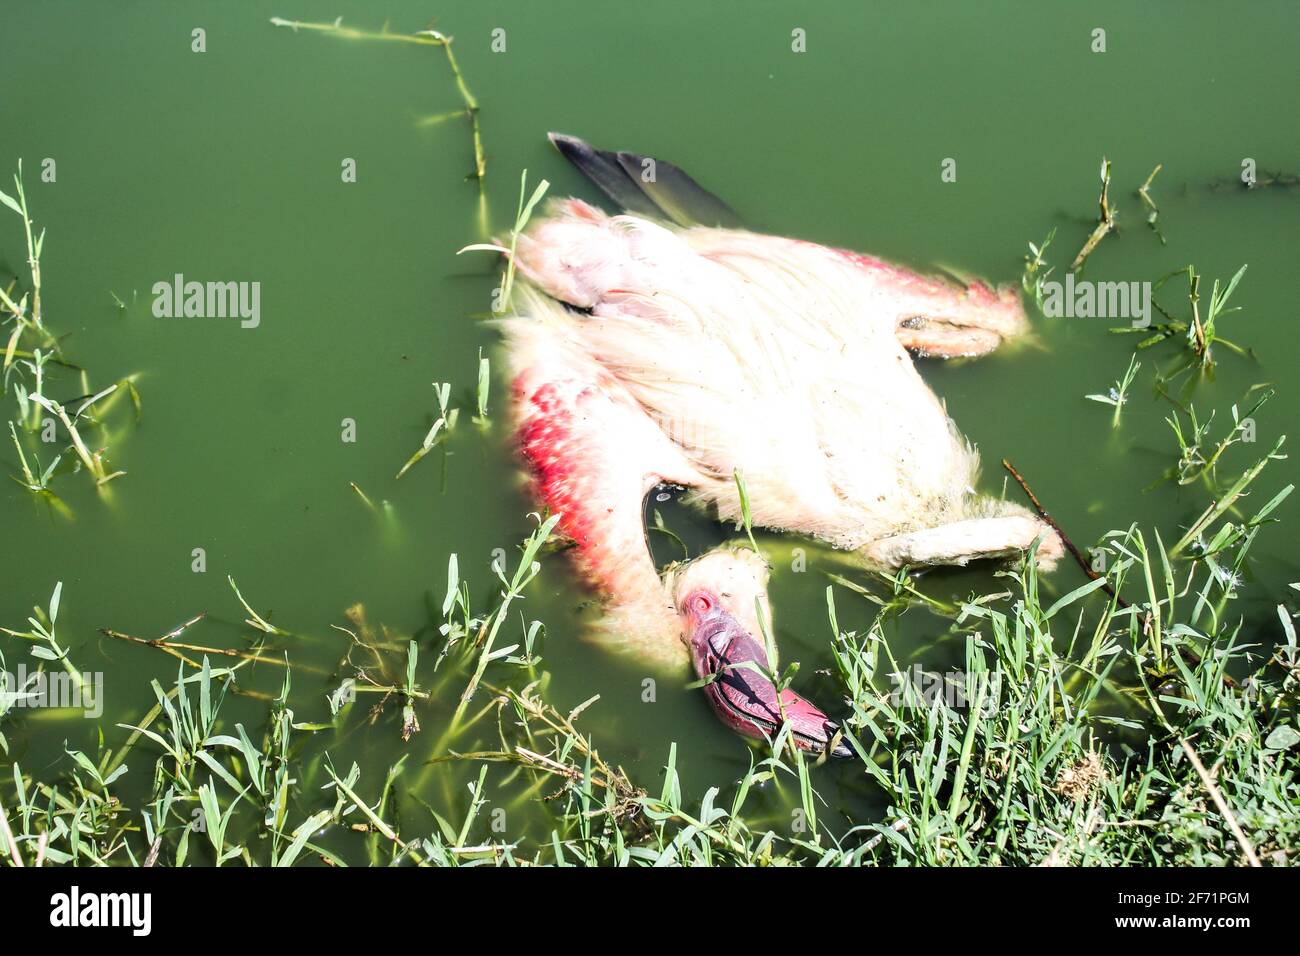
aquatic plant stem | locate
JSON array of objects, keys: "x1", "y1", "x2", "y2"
[
  {"x1": 1138, "y1": 164, "x2": 1165, "y2": 243},
  {"x1": 325, "y1": 764, "x2": 425, "y2": 864},
  {"x1": 1170, "y1": 436, "x2": 1284, "y2": 557},
  {"x1": 436, "y1": 38, "x2": 485, "y2": 182},
  {"x1": 1070, "y1": 158, "x2": 1116, "y2": 272},
  {"x1": 269, "y1": 16, "x2": 487, "y2": 229}
]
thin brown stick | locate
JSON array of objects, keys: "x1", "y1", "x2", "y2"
[
  {"x1": 1178, "y1": 737, "x2": 1261, "y2": 867},
  {"x1": 1002, "y1": 458, "x2": 1100, "y2": 586},
  {"x1": 1004, "y1": 458, "x2": 1234, "y2": 687},
  {"x1": 100, "y1": 628, "x2": 200, "y2": 668},
  {"x1": 100, "y1": 615, "x2": 328, "y2": 675}
]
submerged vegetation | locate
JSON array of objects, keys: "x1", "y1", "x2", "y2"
[
  {"x1": 1051, "y1": 161, "x2": 1254, "y2": 388},
  {"x1": 1086, "y1": 355, "x2": 1141, "y2": 430},
  {"x1": 1, "y1": 164, "x2": 141, "y2": 505}
]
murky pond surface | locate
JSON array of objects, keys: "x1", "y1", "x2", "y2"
[{"x1": 2, "y1": 1, "x2": 1297, "y2": 861}]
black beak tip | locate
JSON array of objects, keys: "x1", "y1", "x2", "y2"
[{"x1": 824, "y1": 723, "x2": 854, "y2": 759}]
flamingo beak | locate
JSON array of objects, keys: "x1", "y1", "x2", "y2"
[{"x1": 680, "y1": 589, "x2": 851, "y2": 759}]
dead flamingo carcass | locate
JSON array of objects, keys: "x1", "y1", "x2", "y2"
[{"x1": 502, "y1": 135, "x2": 1062, "y2": 754}]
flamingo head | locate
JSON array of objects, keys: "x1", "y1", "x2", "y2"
[{"x1": 669, "y1": 549, "x2": 851, "y2": 758}]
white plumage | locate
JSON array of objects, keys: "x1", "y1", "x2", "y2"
[{"x1": 505, "y1": 191, "x2": 1061, "y2": 668}]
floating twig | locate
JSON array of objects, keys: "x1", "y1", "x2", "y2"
[
  {"x1": 1070, "y1": 158, "x2": 1116, "y2": 272},
  {"x1": 100, "y1": 620, "x2": 328, "y2": 676},
  {"x1": 1001, "y1": 459, "x2": 1095, "y2": 582}
]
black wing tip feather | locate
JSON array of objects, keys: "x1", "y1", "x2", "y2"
[
  {"x1": 546, "y1": 131, "x2": 591, "y2": 163},
  {"x1": 546, "y1": 131, "x2": 662, "y2": 219},
  {"x1": 545, "y1": 131, "x2": 741, "y2": 229},
  {"x1": 547, "y1": 131, "x2": 581, "y2": 150}
]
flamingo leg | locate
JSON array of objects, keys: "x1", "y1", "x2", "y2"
[
  {"x1": 861, "y1": 515, "x2": 1063, "y2": 571},
  {"x1": 887, "y1": 281, "x2": 1030, "y2": 358},
  {"x1": 894, "y1": 318, "x2": 1008, "y2": 358}
]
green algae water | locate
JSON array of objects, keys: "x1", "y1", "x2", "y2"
[{"x1": 1, "y1": 0, "x2": 1298, "y2": 863}]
